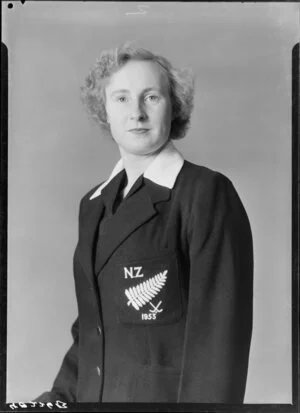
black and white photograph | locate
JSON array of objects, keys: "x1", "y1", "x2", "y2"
[{"x1": 1, "y1": 1, "x2": 299, "y2": 411}]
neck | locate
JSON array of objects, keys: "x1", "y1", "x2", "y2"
[{"x1": 119, "y1": 143, "x2": 167, "y2": 189}]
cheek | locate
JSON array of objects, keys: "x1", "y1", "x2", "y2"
[
  {"x1": 156, "y1": 109, "x2": 172, "y2": 130},
  {"x1": 107, "y1": 108, "x2": 127, "y2": 127}
]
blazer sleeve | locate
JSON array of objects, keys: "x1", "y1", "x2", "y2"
[
  {"x1": 34, "y1": 317, "x2": 79, "y2": 403},
  {"x1": 177, "y1": 173, "x2": 253, "y2": 403}
]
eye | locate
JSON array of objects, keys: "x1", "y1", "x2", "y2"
[
  {"x1": 116, "y1": 96, "x2": 128, "y2": 103},
  {"x1": 145, "y1": 95, "x2": 160, "y2": 103}
]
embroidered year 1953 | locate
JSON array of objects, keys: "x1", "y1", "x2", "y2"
[{"x1": 123, "y1": 266, "x2": 168, "y2": 321}]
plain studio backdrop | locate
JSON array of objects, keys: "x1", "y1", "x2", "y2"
[{"x1": 3, "y1": 1, "x2": 298, "y2": 404}]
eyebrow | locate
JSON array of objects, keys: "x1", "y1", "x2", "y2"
[{"x1": 110, "y1": 87, "x2": 163, "y2": 97}]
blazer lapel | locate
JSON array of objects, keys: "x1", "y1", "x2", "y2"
[
  {"x1": 77, "y1": 170, "x2": 127, "y2": 283},
  {"x1": 95, "y1": 180, "x2": 171, "y2": 275}
]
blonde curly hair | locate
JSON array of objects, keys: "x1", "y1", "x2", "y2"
[{"x1": 80, "y1": 43, "x2": 195, "y2": 140}]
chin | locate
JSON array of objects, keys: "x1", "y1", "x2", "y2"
[{"x1": 131, "y1": 141, "x2": 167, "y2": 156}]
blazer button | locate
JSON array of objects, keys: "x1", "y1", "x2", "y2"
[
  {"x1": 97, "y1": 325, "x2": 102, "y2": 335},
  {"x1": 96, "y1": 366, "x2": 101, "y2": 376}
]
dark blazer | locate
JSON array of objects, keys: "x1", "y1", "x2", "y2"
[{"x1": 36, "y1": 150, "x2": 253, "y2": 403}]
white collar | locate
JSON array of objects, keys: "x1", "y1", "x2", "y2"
[{"x1": 89, "y1": 141, "x2": 184, "y2": 200}]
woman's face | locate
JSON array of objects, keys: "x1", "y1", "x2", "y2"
[{"x1": 105, "y1": 60, "x2": 172, "y2": 157}]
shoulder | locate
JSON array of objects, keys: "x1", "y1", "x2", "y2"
[
  {"x1": 176, "y1": 160, "x2": 249, "y2": 223},
  {"x1": 179, "y1": 161, "x2": 252, "y2": 239},
  {"x1": 77, "y1": 182, "x2": 104, "y2": 214},
  {"x1": 81, "y1": 182, "x2": 103, "y2": 202},
  {"x1": 177, "y1": 160, "x2": 234, "y2": 199}
]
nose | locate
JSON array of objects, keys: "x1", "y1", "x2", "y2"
[{"x1": 130, "y1": 99, "x2": 147, "y2": 121}]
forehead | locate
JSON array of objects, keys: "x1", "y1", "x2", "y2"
[{"x1": 106, "y1": 60, "x2": 169, "y2": 93}]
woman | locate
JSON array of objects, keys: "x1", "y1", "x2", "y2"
[{"x1": 35, "y1": 44, "x2": 253, "y2": 403}]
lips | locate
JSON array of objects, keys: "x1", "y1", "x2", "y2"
[{"x1": 128, "y1": 128, "x2": 150, "y2": 134}]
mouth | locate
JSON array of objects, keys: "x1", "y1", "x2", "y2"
[{"x1": 128, "y1": 128, "x2": 150, "y2": 134}]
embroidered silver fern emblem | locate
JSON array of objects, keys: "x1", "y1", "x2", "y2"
[{"x1": 125, "y1": 270, "x2": 168, "y2": 311}]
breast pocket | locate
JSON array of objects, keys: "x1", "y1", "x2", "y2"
[{"x1": 116, "y1": 251, "x2": 184, "y2": 325}]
